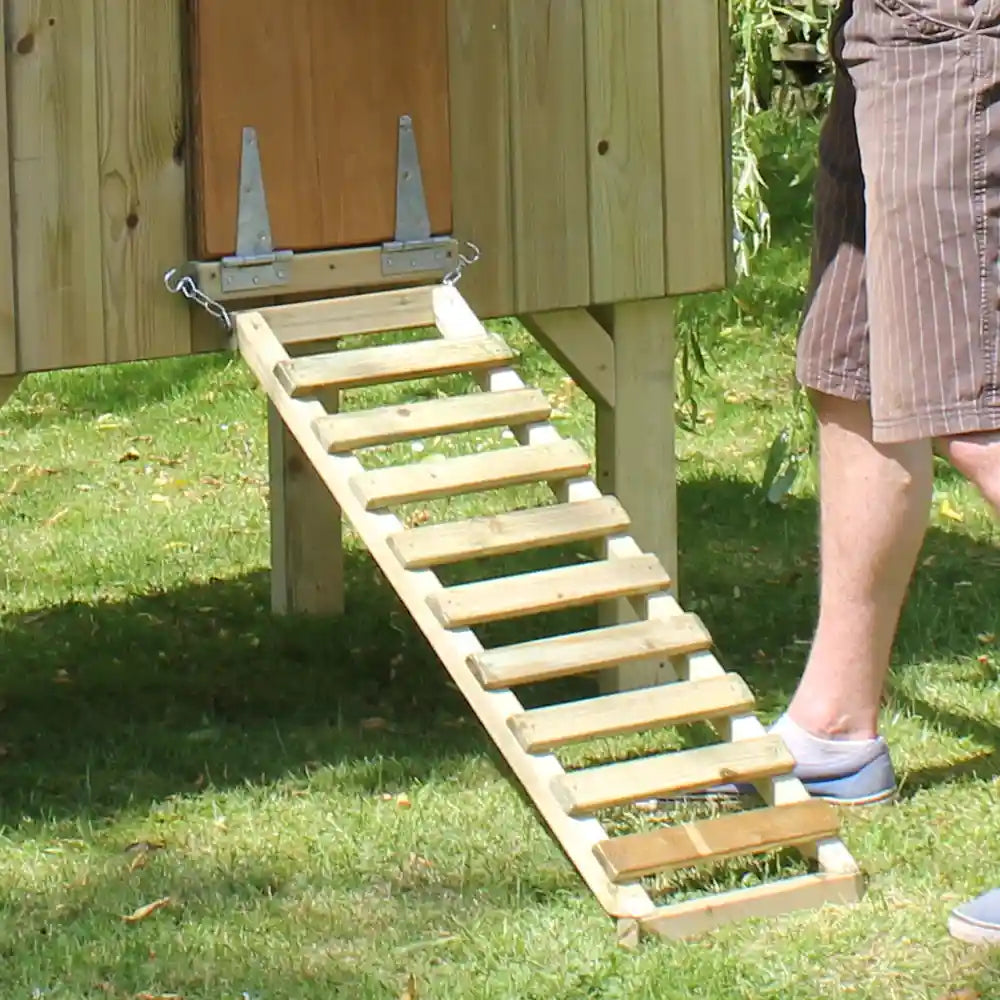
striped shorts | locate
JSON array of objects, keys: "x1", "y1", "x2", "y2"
[{"x1": 797, "y1": 0, "x2": 1000, "y2": 443}]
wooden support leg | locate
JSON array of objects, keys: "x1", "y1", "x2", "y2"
[
  {"x1": 1, "y1": 375, "x2": 21, "y2": 408},
  {"x1": 268, "y1": 399, "x2": 345, "y2": 616},
  {"x1": 593, "y1": 298, "x2": 678, "y2": 692}
]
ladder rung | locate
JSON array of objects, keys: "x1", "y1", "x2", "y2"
[
  {"x1": 638, "y1": 872, "x2": 862, "y2": 941},
  {"x1": 275, "y1": 334, "x2": 515, "y2": 396},
  {"x1": 315, "y1": 388, "x2": 552, "y2": 453},
  {"x1": 552, "y1": 735, "x2": 795, "y2": 816},
  {"x1": 469, "y1": 616, "x2": 712, "y2": 690},
  {"x1": 428, "y1": 555, "x2": 670, "y2": 629},
  {"x1": 350, "y1": 441, "x2": 591, "y2": 510},
  {"x1": 508, "y1": 674, "x2": 754, "y2": 752},
  {"x1": 594, "y1": 801, "x2": 840, "y2": 882},
  {"x1": 388, "y1": 496, "x2": 631, "y2": 569}
]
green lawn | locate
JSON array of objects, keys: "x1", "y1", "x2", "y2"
[{"x1": 1, "y1": 113, "x2": 999, "y2": 999}]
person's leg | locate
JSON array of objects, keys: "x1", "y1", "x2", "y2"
[
  {"x1": 775, "y1": 0, "x2": 1000, "y2": 806},
  {"x1": 770, "y1": 0, "x2": 908, "y2": 801},
  {"x1": 938, "y1": 431, "x2": 1000, "y2": 515},
  {"x1": 784, "y1": 393, "x2": 933, "y2": 742},
  {"x1": 939, "y1": 429, "x2": 1000, "y2": 944}
]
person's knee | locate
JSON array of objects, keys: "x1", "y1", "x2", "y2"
[{"x1": 937, "y1": 430, "x2": 1000, "y2": 508}]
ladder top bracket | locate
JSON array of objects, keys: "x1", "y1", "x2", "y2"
[
  {"x1": 220, "y1": 127, "x2": 293, "y2": 294},
  {"x1": 382, "y1": 114, "x2": 454, "y2": 277}
]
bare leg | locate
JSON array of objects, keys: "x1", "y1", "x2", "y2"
[
  {"x1": 937, "y1": 430, "x2": 1000, "y2": 515},
  {"x1": 786, "y1": 391, "x2": 933, "y2": 741},
  {"x1": 935, "y1": 429, "x2": 1000, "y2": 943}
]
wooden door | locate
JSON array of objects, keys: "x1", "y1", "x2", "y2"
[{"x1": 188, "y1": 0, "x2": 453, "y2": 260}]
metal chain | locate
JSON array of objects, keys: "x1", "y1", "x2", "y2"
[
  {"x1": 442, "y1": 241, "x2": 481, "y2": 287},
  {"x1": 165, "y1": 240, "x2": 480, "y2": 327},
  {"x1": 163, "y1": 268, "x2": 233, "y2": 331}
]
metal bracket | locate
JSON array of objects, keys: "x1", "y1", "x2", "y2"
[
  {"x1": 381, "y1": 115, "x2": 454, "y2": 277},
  {"x1": 219, "y1": 127, "x2": 293, "y2": 294}
]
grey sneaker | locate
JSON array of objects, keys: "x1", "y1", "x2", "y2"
[
  {"x1": 797, "y1": 744, "x2": 898, "y2": 806},
  {"x1": 948, "y1": 889, "x2": 1000, "y2": 945},
  {"x1": 673, "y1": 741, "x2": 898, "y2": 806}
]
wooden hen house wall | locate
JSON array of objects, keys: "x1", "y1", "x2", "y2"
[{"x1": 0, "y1": 0, "x2": 731, "y2": 379}]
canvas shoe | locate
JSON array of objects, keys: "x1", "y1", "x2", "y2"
[
  {"x1": 948, "y1": 889, "x2": 1000, "y2": 945},
  {"x1": 794, "y1": 743, "x2": 898, "y2": 806},
  {"x1": 668, "y1": 739, "x2": 898, "y2": 806}
]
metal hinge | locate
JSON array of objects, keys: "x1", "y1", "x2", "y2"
[
  {"x1": 381, "y1": 114, "x2": 454, "y2": 277},
  {"x1": 219, "y1": 127, "x2": 293, "y2": 294}
]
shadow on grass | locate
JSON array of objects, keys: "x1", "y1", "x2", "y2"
[
  {"x1": 0, "y1": 477, "x2": 997, "y2": 827},
  {"x1": 2, "y1": 352, "x2": 240, "y2": 429}
]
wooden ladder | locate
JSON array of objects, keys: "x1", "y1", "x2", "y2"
[{"x1": 234, "y1": 283, "x2": 864, "y2": 941}]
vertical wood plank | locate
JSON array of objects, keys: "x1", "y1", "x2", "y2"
[
  {"x1": 582, "y1": 0, "x2": 665, "y2": 304},
  {"x1": 8, "y1": 0, "x2": 106, "y2": 372},
  {"x1": 188, "y1": 0, "x2": 322, "y2": 258},
  {"x1": 508, "y1": 0, "x2": 589, "y2": 314},
  {"x1": 594, "y1": 298, "x2": 677, "y2": 692},
  {"x1": 0, "y1": 1, "x2": 17, "y2": 375},
  {"x1": 268, "y1": 400, "x2": 345, "y2": 617},
  {"x1": 660, "y1": 0, "x2": 729, "y2": 295},
  {"x1": 96, "y1": 0, "x2": 190, "y2": 364},
  {"x1": 447, "y1": 0, "x2": 515, "y2": 319}
]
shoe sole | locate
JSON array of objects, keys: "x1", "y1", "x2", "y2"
[
  {"x1": 948, "y1": 914, "x2": 1000, "y2": 945},
  {"x1": 656, "y1": 784, "x2": 898, "y2": 808},
  {"x1": 808, "y1": 786, "x2": 898, "y2": 808}
]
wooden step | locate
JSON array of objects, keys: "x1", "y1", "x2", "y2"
[
  {"x1": 350, "y1": 440, "x2": 591, "y2": 510},
  {"x1": 469, "y1": 616, "x2": 712, "y2": 690},
  {"x1": 259, "y1": 287, "x2": 436, "y2": 345},
  {"x1": 275, "y1": 333, "x2": 514, "y2": 397},
  {"x1": 594, "y1": 801, "x2": 840, "y2": 882},
  {"x1": 315, "y1": 388, "x2": 552, "y2": 453},
  {"x1": 508, "y1": 674, "x2": 755, "y2": 753},
  {"x1": 552, "y1": 735, "x2": 795, "y2": 816},
  {"x1": 639, "y1": 871, "x2": 862, "y2": 941},
  {"x1": 428, "y1": 554, "x2": 670, "y2": 629},
  {"x1": 388, "y1": 496, "x2": 631, "y2": 569}
]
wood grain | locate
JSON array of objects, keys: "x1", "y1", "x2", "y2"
[
  {"x1": 352, "y1": 440, "x2": 591, "y2": 512},
  {"x1": 317, "y1": 387, "x2": 551, "y2": 454},
  {"x1": 554, "y1": 735, "x2": 796, "y2": 816},
  {"x1": 388, "y1": 495, "x2": 628, "y2": 569},
  {"x1": 594, "y1": 299, "x2": 677, "y2": 691},
  {"x1": 582, "y1": 0, "x2": 665, "y2": 303},
  {"x1": 468, "y1": 614, "x2": 712, "y2": 690},
  {"x1": 9, "y1": 0, "x2": 106, "y2": 372},
  {"x1": 276, "y1": 334, "x2": 515, "y2": 397},
  {"x1": 509, "y1": 673, "x2": 754, "y2": 753},
  {"x1": 594, "y1": 801, "x2": 840, "y2": 882},
  {"x1": 521, "y1": 308, "x2": 615, "y2": 408},
  {"x1": 447, "y1": 0, "x2": 514, "y2": 318},
  {"x1": 508, "y1": 0, "x2": 590, "y2": 313},
  {"x1": 190, "y1": 0, "x2": 452, "y2": 258},
  {"x1": 269, "y1": 400, "x2": 345, "y2": 616},
  {"x1": 428, "y1": 553, "x2": 669, "y2": 629},
  {"x1": 660, "y1": 0, "x2": 730, "y2": 294},
  {"x1": 639, "y1": 872, "x2": 863, "y2": 941},
  {"x1": 96, "y1": 0, "x2": 190, "y2": 363},
  {"x1": 0, "y1": 2, "x2": 16, "y2": 374}
]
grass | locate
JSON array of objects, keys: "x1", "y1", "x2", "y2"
[{"x1": 1, "y1": 110, "x2": 999, "y2": 999}]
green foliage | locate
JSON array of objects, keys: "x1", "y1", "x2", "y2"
[
  {"x1": 728, "y1": 0, "x2": 834, "y2": 275},
  {"x1": 716, "y1": 2, "x2": 836, "y2": 500}
]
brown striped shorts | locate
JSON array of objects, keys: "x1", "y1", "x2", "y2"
[{"x1": 797, "y1": 0, "x2": 1000, "y2": 442}]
